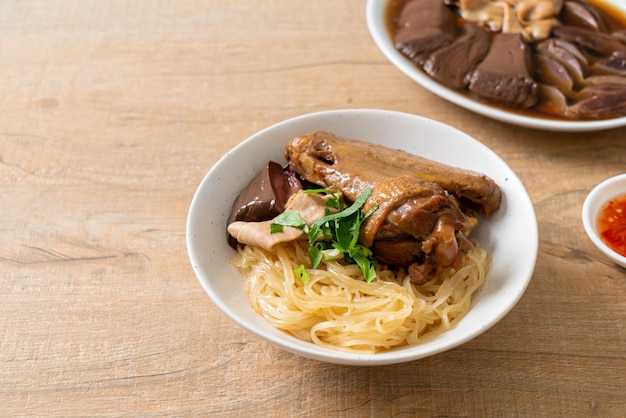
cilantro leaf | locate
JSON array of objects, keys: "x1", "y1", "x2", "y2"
[
  {"x1": 334, "y1": 211, "x2": 359, "y2": 251},
  {"x1": 308, "y1": 242, "x2": 324, "y2": 269},
  {"x1": 311, "y1": 187, "x2": 372, "y2": 230},
  {"x1": 270, "y1": 187, "x2": 379, "y2": 283},
  {"x1": 306, "y1": 187, "x2": 378, "y2": 282},
  {"x1": 352, "y1": 252, "x2": 377, "y2": 283},
  {"x1": 307, "y1": 223, "x2": 324, "y2": 244},
  {"x1": 271, "y1": 211, "x2": 308, "y2": 233}
]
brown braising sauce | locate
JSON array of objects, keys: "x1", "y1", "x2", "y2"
[{"x1": 385, "y1": 0, "x2": 626, "y2": 121}]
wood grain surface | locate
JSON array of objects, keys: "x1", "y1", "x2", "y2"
[{"x1": 1, "y1": 0, "x2": 625, "y2": 416}]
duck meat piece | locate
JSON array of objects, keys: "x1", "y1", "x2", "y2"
[
  {"x1": 394, "y1": 0, "x2": 457, "y2": 65},
  {"x1": 285, "y1": 131, "x2": 501, "y2": 285},
  {"x1": 468, "y1": 33, "x2": 539, "y2": 109},
  {"x1": 591, "y1": 49, "x2": 626, "y2": 76},
  {"x1": 286, "y1": 131, "x2": 501, "y2": 216},
  {"x1": 423, "y1": 23, "x2": 491, "y2": 89},
  {"x1": 553, "y1": 26, "x2": 624, "y2": 56},
  {"x1": 536, "y1": 83, "x2": 569, "y2": 116},
  {"x1": 562, "y1": 0, "x2": 607, "y2": 32},
  {"x1": 568, "y1": 88, "x2": 626, "y2": 119},
  {"x1": 536, "y1": 39, "x2": 587, "y2": 85},
  {"x1": 583, "y1": 74, "x2": 626, "y2": 87},
  {"x1": 613, "y1": 30, "x2": 626, "y2": 44},
  {"x1": 534, "y1": 53, "x2": 575, "y2": 94}
]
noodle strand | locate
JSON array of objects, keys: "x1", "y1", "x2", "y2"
[{"x1": 233, "y1": 240, "x2": 489, "y2": 353}]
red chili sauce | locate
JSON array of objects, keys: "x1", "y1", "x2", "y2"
[{"x1": 598, "y1": 195, "x2": 626, "y2": 257}]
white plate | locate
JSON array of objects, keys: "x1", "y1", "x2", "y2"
[
  {"x1": 187, "y1": 109, "x2": 538, "y2": 365},
  {"x1": 366, "y1": 0, "x2": 626, "y2": 132}
]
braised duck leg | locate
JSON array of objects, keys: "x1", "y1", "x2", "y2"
[{"x1": 285, "y1": 131, "x2": 501, "y2": 284}]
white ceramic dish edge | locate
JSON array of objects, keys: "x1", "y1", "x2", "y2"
[
  {"x1": 187, "y1": 109, "x2": 539, "y2": 366},
  {"x1": 582, "y1": 173, "x2": 626, "y2": 268}
]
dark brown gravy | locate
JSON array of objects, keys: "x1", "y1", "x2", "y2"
[{"x1": 385, "y1": 0, "x2": 626, "y2": 121}]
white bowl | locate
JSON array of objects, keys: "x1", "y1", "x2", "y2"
[
  {"x1": 582, "y1": 173, "x2": 626, "y2": 268},
  {"x1": 366, "y1": 0, "x2": 626, "y2": 132},
  {"x1": 186, "y1": 109, "x2": 538, "y2": 365}
]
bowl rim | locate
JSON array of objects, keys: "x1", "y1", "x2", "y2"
[
  {"x1": 187, "y1": 108, "x2": 538, "y2": 365},
  {"x1": 582, "y1": 173, "x2": 626, "y2": 267},
  {"x1": 365, "y1": 0, "x2": 626, "y2": 132}
]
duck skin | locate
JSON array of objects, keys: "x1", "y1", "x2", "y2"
[{"x1": 285, "y1": 131, "x2": 501, "y2": 284}]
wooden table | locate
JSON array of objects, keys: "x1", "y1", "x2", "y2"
[{"x1": 2, "y1": 0, "x2": 625, "y2": 416}]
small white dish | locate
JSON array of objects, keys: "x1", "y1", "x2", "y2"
[
  {"x1": 187, "y1": 109, "x2": 538, "y2": 365},
  {"x1": 365, "y1": 0, "x2": 626, "y2": 132},
  {"x1": 582, "y1": 173, "x2": 626, "y2": 268}
]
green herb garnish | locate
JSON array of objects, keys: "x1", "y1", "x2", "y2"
[
  {"x1": 293, "y1": 264, "x2": 310, "y2": 284},
  {"x1": 271, "y1": 187, "x2": 378, "y2": 283}
]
